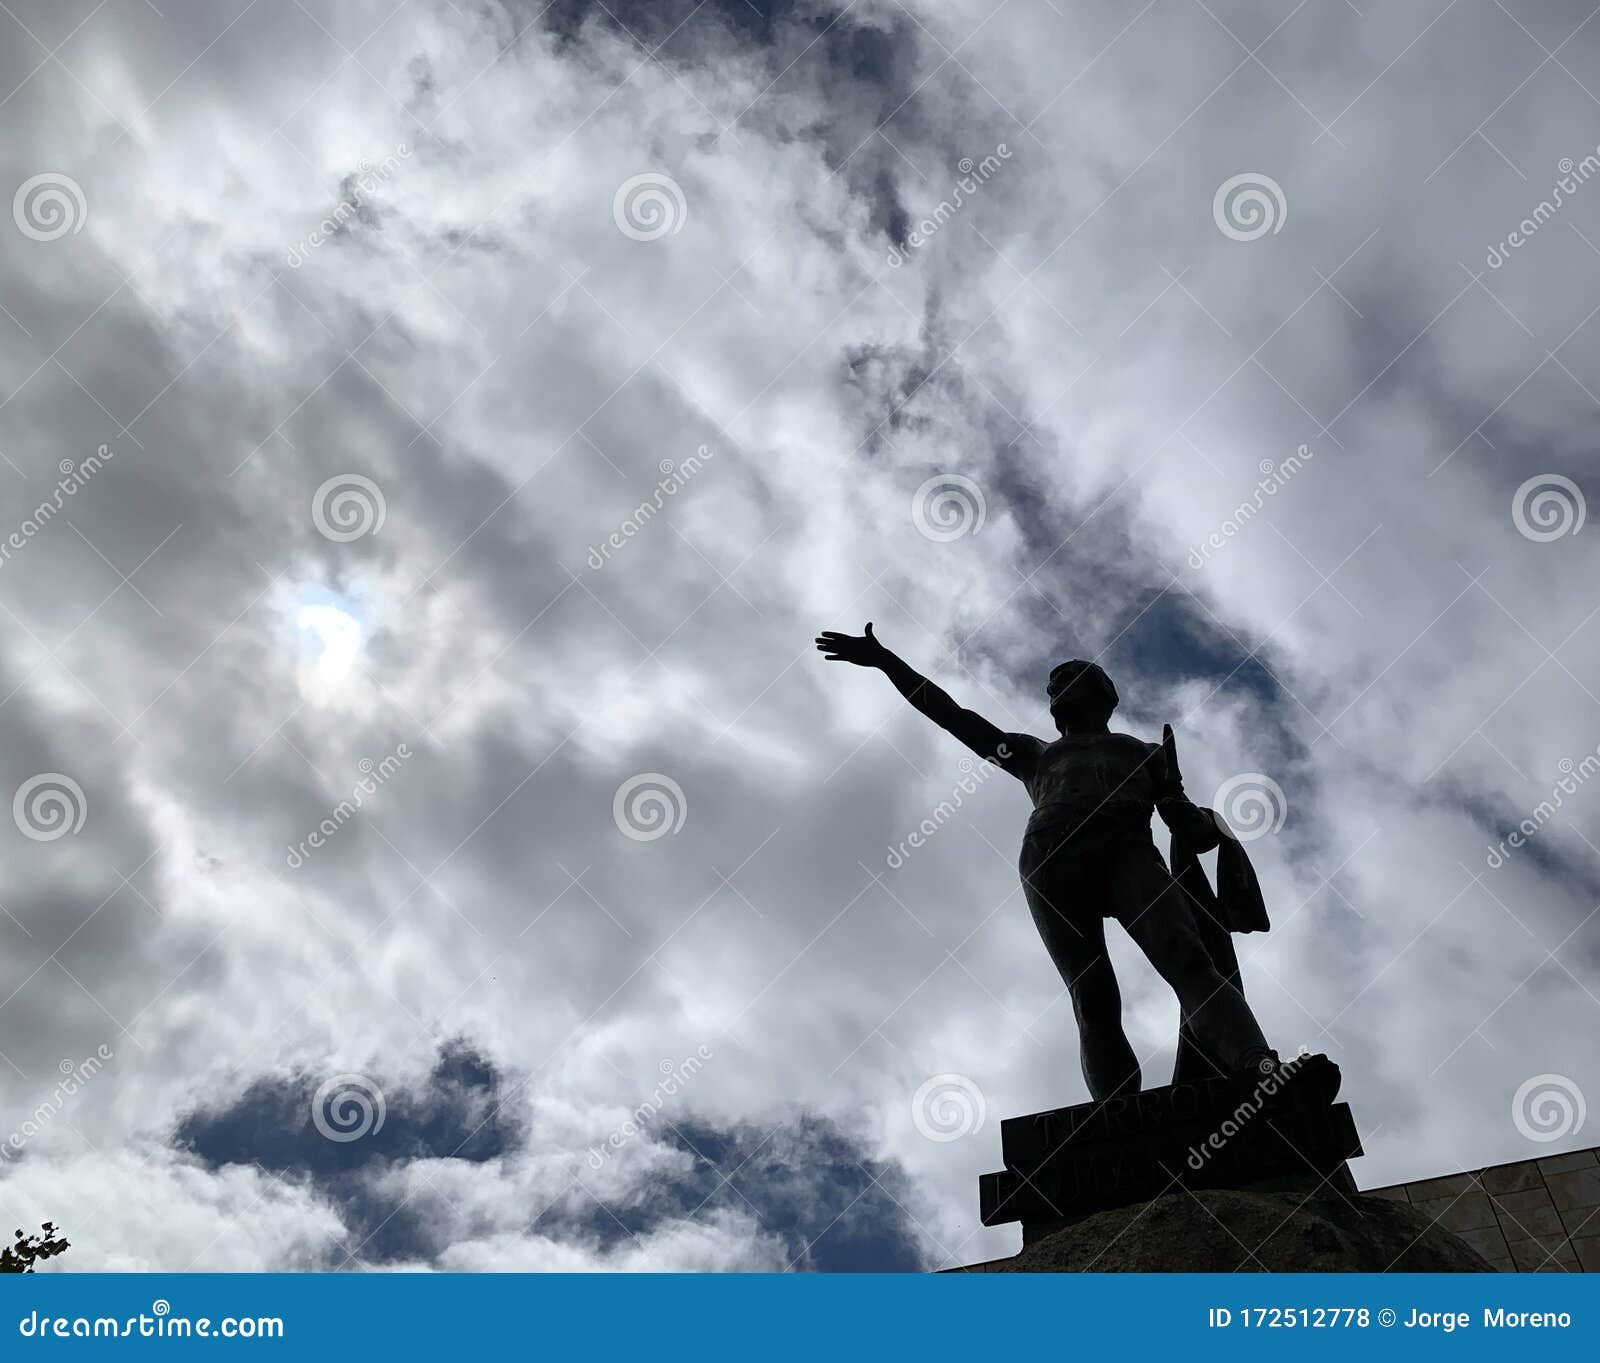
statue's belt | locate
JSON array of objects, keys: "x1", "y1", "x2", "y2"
[{"x1": 1022, "y1": 800, "x2": 1152, "y2": 844}]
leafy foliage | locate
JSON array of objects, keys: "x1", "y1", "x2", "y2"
[{"x1": 0, "y1": 1224, "x2": 70, "y2": 1273}]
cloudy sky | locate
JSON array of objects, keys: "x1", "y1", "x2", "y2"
[{"x1": 1, "y1": 0, "x2": 1598, "y2": 1272}]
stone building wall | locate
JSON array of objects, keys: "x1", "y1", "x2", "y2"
[{"x1": 1363, "y1": 1144, "x2": 1599, "y2": 1271}]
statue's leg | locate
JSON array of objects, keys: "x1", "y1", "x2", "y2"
[
  {"x1": 1019, "y1": 840, "x2": 1139, "y2": 1099},
  {"x1": 1113, "y1": 846, "x2": 1272, "y2": 1073}
]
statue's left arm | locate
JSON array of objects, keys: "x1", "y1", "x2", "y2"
[
  {"x1": 1154, "y1": 723, "x2": 1222, "y2": 850},
  {"x1": 1158, "y1": 724, "x2": 1270, "y2": 935}
]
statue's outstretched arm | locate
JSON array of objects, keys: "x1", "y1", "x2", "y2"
[{"x1": 815, "y1": 623, "x2": 1031, "y2": 774}]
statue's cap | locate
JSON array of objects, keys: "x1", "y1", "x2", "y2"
[{"x1": 1047, "y1": 660, "x2": 1118, "y2": 709}]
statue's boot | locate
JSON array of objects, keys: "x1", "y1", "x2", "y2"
[{"x1": 1238, "y1": 1049, "x2": 1342, "y2": 1111}]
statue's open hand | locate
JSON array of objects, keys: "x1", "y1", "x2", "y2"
[
  {"x1": 1156, "y1": 723, "x2": 1189, "y2": 805},
  {"x1": 815, "y1": 622, "x2": 887, "y2": 668},
  {"x1": 1161, "y1": 724, "x2": 1182, "y2": 785}
]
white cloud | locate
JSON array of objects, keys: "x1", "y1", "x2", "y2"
[{"x1": 1, "y1": 0, "x2": 1597, "y2": 1272}]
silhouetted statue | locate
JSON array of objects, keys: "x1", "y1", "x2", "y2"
[{"x1": 816, "y1": 624, "x2": 1278, "y2": 1100}]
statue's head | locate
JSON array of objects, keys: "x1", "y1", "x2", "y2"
[{"x1": 1047, "y1": 660, "x2": 1118, "y2": 734}]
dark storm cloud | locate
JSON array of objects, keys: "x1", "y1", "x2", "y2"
[
  {"x1": 530, "y1": 0, "x2": 918, "y2": 248},
  {"x1": 176, "y1": 1051, "x2": 919, "y2": 1269},
  {"x1": 536, "y1": 0, "x2": 797, "y2": 49},
  {"x1": 545, "y1": 1112, "x2": 924, "y2": 1272},
  {"x1": 176, "y1": 1041, "x2": 522, "y2": 1173},
  {"x1": 174, "y1": 1042, "x2": 522, "y2": 1263},
  {"x1": 1441, "y1": 782, "x2": 1600, "y2": 912}
]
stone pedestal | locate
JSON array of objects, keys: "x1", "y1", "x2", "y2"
[
  {"x1": 954, "y1": 1185, "x2": 1493, "y2": 1272},
  {"x1": 979, "y1": 1053, "x2": 1361, "y2": 1243}
]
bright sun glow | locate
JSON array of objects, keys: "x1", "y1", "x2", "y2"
[{"x1": 296, "y1": 602, "x2": 362, "y2": 700}]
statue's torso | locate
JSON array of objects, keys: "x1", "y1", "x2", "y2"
[{"x1": 1020, "y1": 732, "x2": 1163, "y2": 847}]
